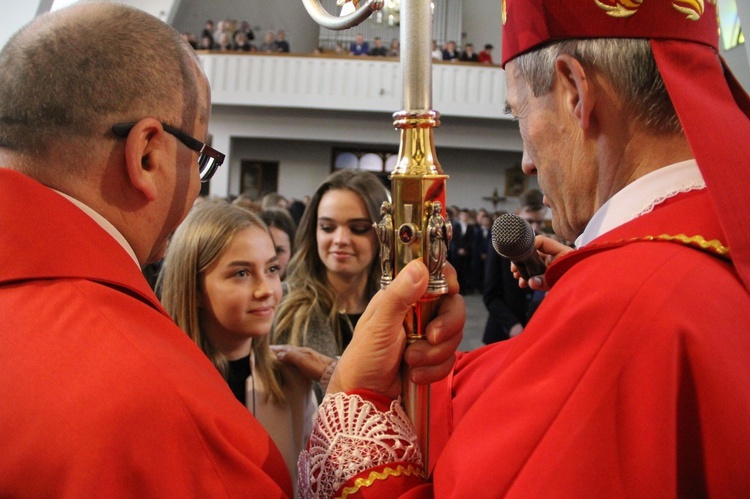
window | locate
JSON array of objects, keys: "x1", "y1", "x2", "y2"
[
  {"x1": 331, "y1": 147, "x2": 397, "y2": 184},
  {"x1": 331, "y1": 148, "x2": 398, "y2": 174},
  {"x1": 719, "y1": 0, "x2": 745, "y2": 51}
]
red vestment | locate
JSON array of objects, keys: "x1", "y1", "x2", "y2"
[
  {"x1": 337, "y1": 189, "x2": 750, "y2": 497},
  {"x1": 428, "y1": 189, "x2": 750, "y2": 497},
  {"x1": 0, "y1": 169, "x2": 291, "y2": 497}
]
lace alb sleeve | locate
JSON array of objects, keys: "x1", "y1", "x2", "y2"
[{"x1": 298, "y1": 391, "x2": 423, "y2": 498}]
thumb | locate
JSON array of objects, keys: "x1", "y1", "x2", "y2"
[
  {"x1": 360, "y1": 259, "x2": 429, "y2": 330},
  {"x1": 386, "y1": 259, "x2": 430, "y2": 309},
  {"x1": 335, "y1": 259, "x2": 430, "y2": 396}
]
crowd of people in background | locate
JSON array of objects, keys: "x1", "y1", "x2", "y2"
[
  {"x1": 153, "y1": 178, "x2": 557, "y2": 374},
  {"x1": 182, "y1": 19, "x2": 497, "y2": 64},
  {"x1": 221, "y1": 182, "x2": 570, "y2": 355},
  {"x1": 145, "y1": 170, "x2": 390, "y2": 487},
  {"x1": 433, "y1": 40, "x2": 495, "y2": 63},
  {"x1": 183, "y1": 188, "x2": 544, "y2": 299},
  {"x1": 182, "y1": 18, "x2": 291, "y2": 53}
]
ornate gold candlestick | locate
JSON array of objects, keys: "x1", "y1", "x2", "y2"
[{"x1": 299, "y1": 0, "x2": 449, "y2": 474}]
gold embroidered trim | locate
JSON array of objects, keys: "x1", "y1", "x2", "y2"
[
  {"x1": 622, "y1": 233, "x2": 730, "y2": 258},
  {"x1": 672, "y1": 0, "x2": 705, "y2": 20},
  {"x1": 594, "y1": 0, "x2": 716, "y2": 20},
  {"x1": 335, "y1": 464, "x2": 425, "y2": 499},
  {"x1": 595, "y1": 0, "x2": 643, "y2": 18}
]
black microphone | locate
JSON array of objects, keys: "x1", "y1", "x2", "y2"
[{"x1": 491, "y1": 213, "x2": 546, "y2": 280}]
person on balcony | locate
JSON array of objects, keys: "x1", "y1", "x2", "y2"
[
  {"x1": 459, "y1": 43, "x2": 479, "y2": 62},
  {"x1": 478, "y1": 43, "x2": 494, "y2": 64},
  {"x1": 369, "y1": 37, "x2": 389, "y2": 57},
  {"x1": 275, "y1": 29, "x2": 290, "y2": 53},
  {"x1": 259, "y1": 31, "x2": 278, "y2": 52},
  {"x1": 442, "y1": 40, "x2": 459, "y2": 61},
  {"x1": 349, "y1": 33, "x2": 369, "y2": 56}
]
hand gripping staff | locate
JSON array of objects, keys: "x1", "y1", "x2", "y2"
[{"x1": 298, "y1": 0, "x2": 451, "y2": 474}]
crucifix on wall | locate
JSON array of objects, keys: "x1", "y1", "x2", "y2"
[{"x1": 482, "y1": 187, "x2": 506, "y2": 210}]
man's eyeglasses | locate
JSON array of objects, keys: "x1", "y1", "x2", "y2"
[{"x1": 112, "y1": 122, "x2": 224, "y2": 183}]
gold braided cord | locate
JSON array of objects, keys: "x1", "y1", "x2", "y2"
[
  {"x1": 336, "y1": 464, "x2": 426, "y2": 499},
  {"x1": 621, "y1": 233, "x2": 730, "y2": 258}
]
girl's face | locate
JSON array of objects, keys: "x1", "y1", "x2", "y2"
[
  {"x1": 200, "y1": 226, "x2": 282, "y2": 357},
  {"x1": 316, "y1": 189, "x2": 376, "y2": 281},
  {"x1": 269, "y1": 226, "x2": 291, "y2": 279}
]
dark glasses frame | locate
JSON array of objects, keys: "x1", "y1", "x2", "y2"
[{"x1": 112, "y1": 121, "x2": 224, "y2": 183}]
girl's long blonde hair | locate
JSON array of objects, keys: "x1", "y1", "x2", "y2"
[{"x1": 158, "y1": 200, "x2": 285, "y2": 404}]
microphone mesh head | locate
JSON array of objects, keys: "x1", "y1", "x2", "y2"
[{"x1": 491, "y1": 213, "x2": 535, "y2": 259}]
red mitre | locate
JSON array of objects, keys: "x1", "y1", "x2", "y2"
[{"x1": 501, "y1": 0, "x2": 750, "y2": 292}]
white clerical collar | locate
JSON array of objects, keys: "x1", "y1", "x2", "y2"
[
  {"x1": 575, "y1": 159, "x2": 706, "y2": 248},
  {"x1": 53, "y1": 189, "x2": 140, "y2": 268}
]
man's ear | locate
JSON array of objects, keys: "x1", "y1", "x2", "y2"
[
  {"x1": 554, "y1": 54, "x2": 594, "y2": 130},
  {"x1": 122, "y1": 118, "x2": 169, "y2": 202}
]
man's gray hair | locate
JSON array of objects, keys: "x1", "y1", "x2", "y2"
[{"x1": 514, "y1": 38, "x2": 683, "y2": 135}]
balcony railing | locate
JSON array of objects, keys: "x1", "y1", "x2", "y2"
[{"x1": 198, "y1": 52, "x2": 511, "y2": 120}]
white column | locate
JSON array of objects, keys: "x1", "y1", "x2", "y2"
[{"x1": 207, "y1": 128, "x2": 231, "y2": 199}]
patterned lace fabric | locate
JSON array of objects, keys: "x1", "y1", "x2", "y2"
[
  {"x1": 636, "y1": 182, "x2": 705, "y2": 217},
  {"x1": 298, "y1": 392, "x2": 423, "y2": 498}
]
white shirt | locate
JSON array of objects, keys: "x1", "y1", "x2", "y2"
[{"x1": 575, "y1": 159, "x2": 706, "y2": 248}]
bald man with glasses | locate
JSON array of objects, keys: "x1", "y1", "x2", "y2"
[{"x1": 0, "y1": 3, "x2": 292, "y2": 496}]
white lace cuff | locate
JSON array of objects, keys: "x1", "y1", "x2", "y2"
[{"x1": 298, "y1": 392, "x2": 423, "y2": 498}]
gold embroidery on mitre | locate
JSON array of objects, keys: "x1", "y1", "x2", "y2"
[
  {"x1": 595, "y1": 0, "x2": 716, "y2": 21},
  {"x1": 336, "y1": 464, "x2": 425, "y2": 499},
  {"x1": 672, "y1": 0, "x2": 706, "y2": 20},
  {"x1": 502, "y1": 0, "x2": 507, "y2": 25},
  {"x1": 595, "y1": 0, "x2": 643, "y2": 18}
]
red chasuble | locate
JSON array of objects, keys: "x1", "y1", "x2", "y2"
[
  {"x1": 0, "y1": 169, "x2": 292, "y2": 497},
  {"x1": 426, "y1": 190, "x2": 750, "y2": 497},
  {"x1": 333, "y1": 190, "x2": 750, "y2": 497}
]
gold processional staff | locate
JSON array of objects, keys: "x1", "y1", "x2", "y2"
[{"x1": 299, "y1": 0, "x2": 451, "y2": 474}]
